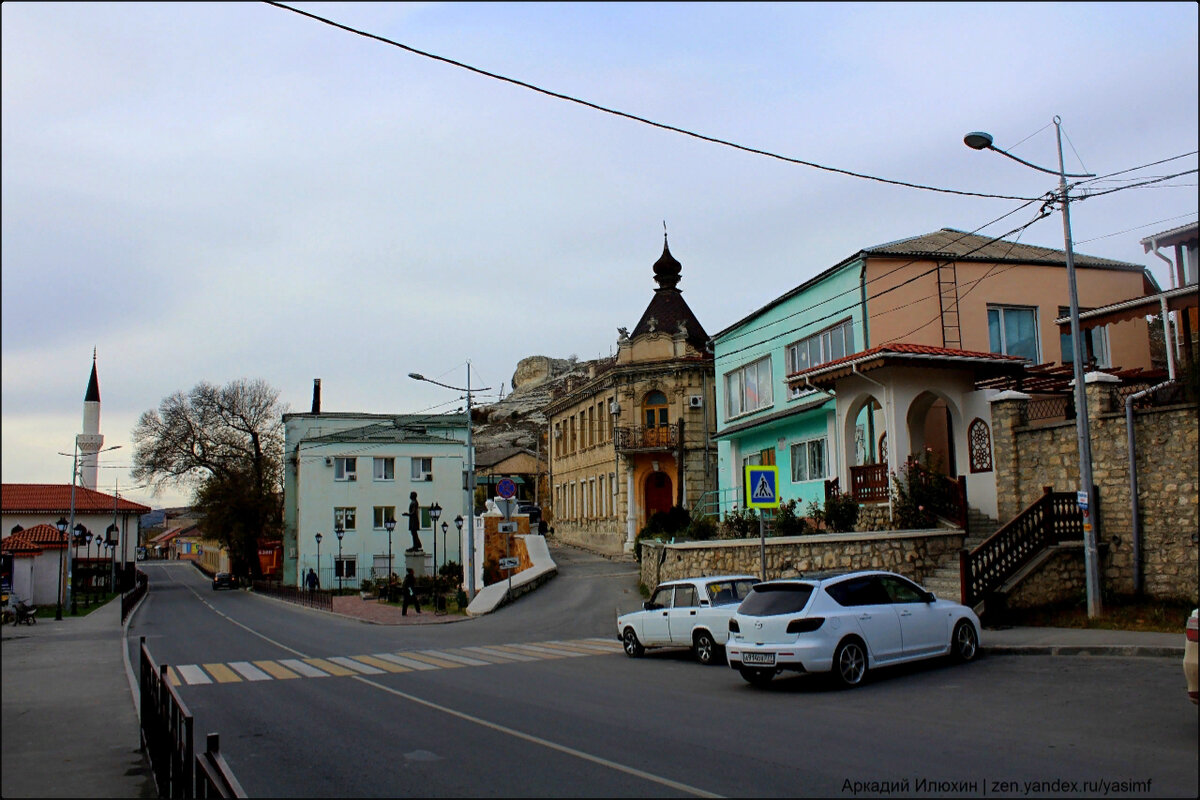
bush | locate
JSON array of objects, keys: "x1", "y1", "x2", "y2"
[
  {"x1": 891, "y1": 450, "x2": 947, "y2": 529},
  {"x1": 686, "y1": 515, "x2": 719, "y2": 541},
  {"x1": 439, "y1": 561, "x2": 463, "y2": 583},
  {"x1": 720, "y1": 507, "x2": 759, "y2": 539},
  {"x1": 771, "y1": 499, "x2": 811, "y2": 536},
  {"x1": 806, "y1": 493, "x2": 860, "y2": 532},
  {"x1": 359, "y1": 578, "x2": 375, "y2": 595}
]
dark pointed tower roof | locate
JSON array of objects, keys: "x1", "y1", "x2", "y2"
[
  {"x1": 630, "y1": 235, "x2": 709, "y2": 352},
  {"x1": 85, "y1": 352, "x2": 100, "y2": 403}
]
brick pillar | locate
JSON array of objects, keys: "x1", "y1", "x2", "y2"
[
  {"x1": 989, "y1": 391, "x2": 1030, "y2": 523},
  {"x1": 1082, "y1": 371, "x2": 1120, "y2": 419}
]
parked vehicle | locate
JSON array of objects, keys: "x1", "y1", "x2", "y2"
[
  {"x1": 618, "y1": 575, "x2": 758, "y2": 665},
  {"x1": 1185, "y1": 608, "x2": 1198, "y2": 704},
  {"x1": 726, "y1": 570, "x2": 980, "y2": 688},
  {"x1": 517, "y1": 503, "x2": 541, "y2": 524},
  {"x1": 212, "y1": 572, "x2": 235, "y2": 591}
]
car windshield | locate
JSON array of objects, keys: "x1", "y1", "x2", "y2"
[
  {"x1": 705, "y1": 579, "x2": 757, "y2": 605},
  {"x1": 738, "y1": 583, "x2": 815, "y2": 616}
]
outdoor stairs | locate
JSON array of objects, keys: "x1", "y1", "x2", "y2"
[{"x1": 922, "y1": 508, "x2": 999, "y2": 604}]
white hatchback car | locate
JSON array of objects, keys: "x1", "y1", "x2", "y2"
[
  {"x1": 618, "y1": 575, "x2": 759, "y2": 665},
  {"x1": 727, "y1": 570, "x2": 981, "y2": 687}
]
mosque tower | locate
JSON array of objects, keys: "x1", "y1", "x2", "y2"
[{"x1": 77, "y1": 350, "x2": 105, "y2": 490}]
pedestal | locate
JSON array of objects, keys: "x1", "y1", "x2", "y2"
[{"x1": 405, "y1": 550, "x2": 429, "y2": 577}]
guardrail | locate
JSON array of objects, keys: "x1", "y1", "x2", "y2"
[
  {"x1": 251, "y1": 580, "x2": 333, "y2": 612},
  {"x1": 121, "y1": 569, "x2": 148, "y2": 622},
  {"x1": 140, "y1": 638, "x2": 246, "y2": 798}
]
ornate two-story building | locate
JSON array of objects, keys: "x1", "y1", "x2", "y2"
[{"x1": 545, "y1": 237, "x2": 716, "y2": 554}]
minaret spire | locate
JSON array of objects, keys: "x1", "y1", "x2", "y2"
[{"x1": 79, "y1": 350, "x2": 104, "y2": 490}]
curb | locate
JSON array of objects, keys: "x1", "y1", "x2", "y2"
[{"x1": 983, "y1": 644, "x2": 1184, "y2": 658}]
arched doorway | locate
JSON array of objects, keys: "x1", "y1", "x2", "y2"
[
  {"x1": 906, "y1": 391, "x2": 956, "y2": 475},
  {"x1": 644, "y1": 470, "x2": 674, "y2": 524},
  {"x1": 643, "y1": 390, "x2": 669, "y2": 447}
]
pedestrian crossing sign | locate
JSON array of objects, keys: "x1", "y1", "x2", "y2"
[{"x1": 745, "y1": 465, "x2": 780, "y2": 508}]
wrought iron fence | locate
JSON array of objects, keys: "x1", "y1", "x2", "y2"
[
  {"x1": 251, "y1": 580, "x2": 333, "y2": 612},
  {"x1": 1025, "y1": 395, "x2": 1072, "y2": 422},
  {"x1": 848, "y1": 463, "x2": 889, "y2": 502},
  {"x1": 121, "y1": 569, "x2": 148, "y2": 622},
  {"x1": 614, "y1": 424, "x2": 679, "y2": 452},
  {"x1": 140, "y1": 638, "x2": 245, "y2": 798},
  {"x1": 1116, "y1": 381, "x2": 1188, "y2": 408}
]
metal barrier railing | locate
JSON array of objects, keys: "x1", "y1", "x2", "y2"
[
  {"x1": 251, "y1": 580, "x2": 333, "y2": 612},
  {"x1": 140, "y1": 637, "x2": 245, "y2": 798},
  {"x1": 121, "y1": 569, "x2": 148, "y2": 622}
]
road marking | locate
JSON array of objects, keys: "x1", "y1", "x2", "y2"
[
  {"x1": 373, "y1": 652, "x2": 438, "y2": 671},
  {"x1": 253, "y1": 660, "x2": 300, "y2": 680},
  {"x1": 280, "y1": 659, "x2": 329, "y2": 678},
  {"x1": 487, "y1": 643, "x2": 567, "y2": 659},
  {"x1": 535, "y1": 641, "x2": 608, "y2": 655},
  {"x1": 165, "y1": 666, "x2": 182, "y2": 686},
  {"x1": 203, "y1": 663, "x2": 243, "y2": 683},
  {"x1": 460, "y1": 645, "x2": 537, "y2": 662},
  {"x1": 576, "y1": 638, "x2": 625, "y2": 651},
  {"x1": 418, "y1": 649, "x2": 491, "y2": 666},
  {"x1": 229, "y1": 661, "x2": 272, "y2": 681},
  {"x1": 397, "y1": 651, "x2": 464, "y2": 669},
  {"x1": 328, "y1": 656, "x2": 385, "y2": 675},
  {"x1": 504, "y1": 643, "x2": 585, "y2": 657},
  {"x1": 351, "y1": 655, "x2": 412, "y2": 673},
  {"x1": 444, "y1": 646, "x2": 521, "y2": 663},
  {"x1": 177, "y1": 665, "x2": 212, "y2": 685},
  {"x1": 303, "y1": 657, "x2": 355, "y2": 677}
]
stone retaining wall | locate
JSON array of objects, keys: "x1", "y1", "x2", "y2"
[
  {"x1": 1004, "y1": 546, "x2": 1088, "y2": 610},
  {"x1": 639, "y1": 530, "x2": 964, "y2": 592},
  {"x1": 551, "y1": 520, "x2": 626, "y2": 556}
]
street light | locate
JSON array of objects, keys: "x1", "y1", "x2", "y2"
[
  {"x1": 409, "y1": 366, "x2": 491, "y2": 599},
  {"x1": 429, "y1": 502, "x2": 442, "y2": 611},
  {"x1": 453, "y1": 515, "x2": 464, "y2": 600},
  {"x1": 335, "y1": 524, "x2": 345, "y2": 594},
  {"x1": 384, "y1": 517, "x2": 396, "y2": 591},
  {"x1": 106, "y1": 524, "x2": 119, "y2": 592},
  {"x1": 55, "y1": 517, "x2": 68, "y2": 619},
  {"x1": 965, "y1": 117, "x2": 1102, "y2": 617},
  {"x1": 314, "y1": 532, "x2": 323, "y2": 589}
]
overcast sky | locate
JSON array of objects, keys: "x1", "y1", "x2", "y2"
[{"x1": 2, "y1": 2, "x2": 1197, "y2": 511}]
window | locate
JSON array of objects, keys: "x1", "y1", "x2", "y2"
[
  {"x1": 724, "y1": 356, "x2": 773, "y2": 418},
  {"x1": 334, "y1": 557, "x2": 357, "y2": 579},
  {"x1": 825, "y1": 576, "x2": 889, "y2": 607},
  {"x1": 739, "y1": 583, "x2": 815, "y2": 616},
  {"x1": 1058, "y1": 307, "x2": 1110, "y2": 367},
  {"x1": 790, "y1": 438, "x2": 827, "y2": 482},
  {"x1": 334, "y1": 457, "x2": 357, "y2": 481},
  {"x1": 372, "y1": 555, "x2": 391, "y2": 579},
  {"x1": 373, "y1": 457, "x2": 395, "y2": 481},
  {"x1": 334, "y1": 507, "x2": 356, "y2": 531},
  {"x1": 589, "y1": 478, "x2": 596, "y2": 518},
  {"x1": 987, "y1": 305, "x2": 1040, "y2": 361},
  {"x1": 373, "y1": 506, "x2": 396, "y2": 529},
  {"x1": 705, "y1": 579, "x2": 757, "y2": 604},
  {"x1": 880, "y1": 575, "x2": 926, "y2": 604},
  {"x1": 410, "y1": 457, "x2": 432, "y2": 481},
  {"x1": 968, "y1": 418, "x2": 993, "y2": 474},
  {"x1": 786, "y1": 320, "x2": 853, "y2": 398},
  {"x1": 674, "y1": 584, "x2": 697, "y2": 608},
  {"x1": 649, "y1": 586, "x2": 674, "y2": 609},
  {"x1": 598, "y1": 474, "x2": 606, "y2": 516},
  {"x1": 587, "y1": 406, "x2": 595, "y2": 448}
]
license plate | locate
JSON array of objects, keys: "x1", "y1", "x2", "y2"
[{"x1": 742, "y1": 652, "x2": 776, "y2": 666}]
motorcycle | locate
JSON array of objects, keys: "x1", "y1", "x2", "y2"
[{"x1": 13, "y1": 599, "x2": 37, "y2": 625}]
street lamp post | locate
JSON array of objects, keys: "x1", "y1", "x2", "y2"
[
  {"x1": 409, "y1": 365, "x2": 491, "y2": 599},
  {"x1": 965, "y1": 118, "x2": 1103, "y2": 617},
  {"x1": 453, "y1": 515, "x2": 464, "y2": 601},
  {"x1": 106, "y1": 524, "x2": 119, "y2": 593},
  {"x1": 429, "y1": 502, "x2": 442, "y2": 611},
  {"x1": 314, "y1": 532, "x2": 323, "y2": 590},
  {"x1": 335, "y1": 524, "x2": 345, "y2": 594},
  {"x1": 55, "y1": 517, "x2": 69, "y2": 619},
  {"x1": 384, "y1": 517, "x2": 396, "y2": 597}
]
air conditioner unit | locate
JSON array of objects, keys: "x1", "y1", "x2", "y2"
[
  {"x1": 348, "y1": 473, "x2": 357, "y2": 481},
  {"x1": 688, "y1": 395, "x2": 704, "y2": 409},
  {"x1": 608, "y1": 401, "x2": 620, "y2": 415},
  {"x1": 324, "y1": 457, "x2": 333, "y2": 466}
]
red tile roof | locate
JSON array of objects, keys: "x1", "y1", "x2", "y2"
[
  {"x1": 1, "y1": 523, "x2": 68, "y2": 555},
  {"x1": 1, "y1": 484, "x2": 151, "y2": 515}
]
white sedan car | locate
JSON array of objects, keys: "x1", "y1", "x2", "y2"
[
  {"x1": 618, "y1": 575, "x2": 758, "y2": 665},
  {"x1": 727, "y1": 570, "x2": 981, "y2": 687}
]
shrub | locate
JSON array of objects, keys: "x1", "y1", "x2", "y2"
[
  {"x1": 720, "y1": 507, "x2": 759, "y2": 539},
  {"x1": 891, "y1": 450, "x2": 947, "y2": 529},
  {"x1": 806, "y1": 493, "x2": 860, "y2": 532},
  {"x1": 686, "y1": 515, "x2": 719, "y2": 541},
  {"x1": 439, "y1": 561, "x2": 463, "y2": 583},
  {"x1": 771, "y1": 499, "x2": 811, "y2": 536}
]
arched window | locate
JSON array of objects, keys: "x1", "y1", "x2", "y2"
[
  {"x1": 878, "y1": 432, "x2": 888, "y2": 466},
  {"x1": 968, "y1": 418, "x2": 993, "y2": 473}
]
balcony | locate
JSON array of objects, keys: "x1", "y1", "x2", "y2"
[{"x1": 614, "y1": 424, "x2": 679, "y2": 453}]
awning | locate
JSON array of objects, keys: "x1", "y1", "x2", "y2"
[{"x1": 1054, "y1": 285, "x2": 1198, "y2": 332}]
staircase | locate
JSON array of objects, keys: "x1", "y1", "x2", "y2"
[{"x1": 922, "y1": 508, "x2": 999, "y2": 603}]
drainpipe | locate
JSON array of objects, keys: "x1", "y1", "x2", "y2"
[
  {"x1": 851, "y1": 363, "x2": 892, "y2": 521},
  {"x1": 1147, "y1": 239, "x2": 1182, "y2": 369},
  {"x1": 1126, "y1": 377, "x2": 1174, "y2": 595}
]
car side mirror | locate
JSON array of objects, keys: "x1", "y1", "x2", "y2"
[
  {"x1": 699, "y1": 599, "x2": 710, "y2": 607},
  {"x1": 643, "y1": 601, "x2": 658, "y2": 611},
  {"x1": 924, "y1": 591, "x2": 936, "y2": 603}
]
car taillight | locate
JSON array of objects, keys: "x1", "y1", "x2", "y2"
[
  {"x1": 1187, "y1": 621, "x2": 1198, "y2": 642},
  {"x1": 728, "y1": 619, "x2": 740, "y2": 633},
  {"x1": 786, "y1": 617, "x2": 825, "y2": 634}
]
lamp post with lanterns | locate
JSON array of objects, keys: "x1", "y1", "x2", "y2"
[
  {"x1": 429, "y1": 502, "x2": 442, "y2": 611},
  {"x1": 964, "y1": 117, "x2": 1102, "y2": 618},
  {"x1": 384, "y1": 517, "x2": 396, "y2": 599},
  {"x1": 55, "y1": 517, "x2": 69, "y2": 619},
  {"x1": 453, "y1": 514, "x2": 464, "y2": 603},
  {"x1": 314, "y1": 532, "x2": 323, "y2": 590},
  {"x1": 335, "y1": 523, "x2": 345, "y2": 594}
]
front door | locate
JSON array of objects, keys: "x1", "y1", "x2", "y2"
[{"x1": 644, "y1": 471, "x2": 673, "y2": 524}]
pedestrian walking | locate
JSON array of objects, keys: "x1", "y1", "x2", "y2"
[
  {"x1": 402, "y1": 567, "x2": 421, "y2": 616},
  {"x1": 306, "y1": 568, "x2": 318, "y2": 595},
  {"x1": 404, "y1": 491, "x2": 423, "y2": 552}
]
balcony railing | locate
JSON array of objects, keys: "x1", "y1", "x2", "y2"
[
  {"x1": 614, "y1": 424, "x2": 679, "y2": 453},
  {"x1": 848, "y1": 463, "x2": 889, "y2": 502}
]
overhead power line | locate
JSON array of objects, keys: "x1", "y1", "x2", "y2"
[{"x1": 265, "y1": 2, "x2": 1043, "y2": 201}]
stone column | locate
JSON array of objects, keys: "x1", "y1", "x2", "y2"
[{"x1": 989, "y1": 390, "x2": 1030, "y2": 523}]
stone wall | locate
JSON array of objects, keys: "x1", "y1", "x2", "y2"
[
  {"x1": 551, "y1": 518, "x2": 626, "y2": 556},
  {"x1": 1004, "y1": 546, "x2": 1088, "y2": 610},
  {"x1": 991, "y1": 380, "x2": 1198, "y2": 603},
  {"x1": 638, "y1": 530, "x2": 964, "y2": 592}
]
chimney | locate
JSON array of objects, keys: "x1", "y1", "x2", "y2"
[{"x1": 311, "y1": 378, "x2": 321, "y2": 414}]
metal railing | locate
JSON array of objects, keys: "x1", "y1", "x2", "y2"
[
  {"x1": 121, "y1": 569, "x2": 148, "y2": 622},
  {"x1": 140, "y1": 638, "x2": 245, "y2": 798},
  {"x1": 614, "y1": 424, "x2": 679, "y2": 452},
  {"x1": 906, "y1": 460, "x2": 968, "y2": 529},
  {"x1": 848, "y1": 463, "x2": 889, "y2": 502},
  {"x1": 960, "y1": 487, "x2": 1083, "y2": 608},
  {"x1": 251, "y1": 580, "x2": 333, "y2": 612}
]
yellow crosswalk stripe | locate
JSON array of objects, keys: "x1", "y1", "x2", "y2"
[
  {"x1": 536, "y1": 641, "x2": 608, "y2": 655},
  {"x1": 253, "y1": 660, "x2": 300, "y2": 680},
  {"x1": 302, "y1": 657, "x2": 356, "y2": 676},
  {"x1": 490, "y1": 644, "x2": 566, "y2": 659},
  {"x1": 350, "y1": 654, "x2": 412, "y2": 673},
  {"x1": 203, "y1": 663, "x2": 243, "y2": 683},
  {"x1": 395, "y1": 651, "x2": 464, "y2": 669},
  {"x1": 165, "y1": 666, "x2": 181, "y2": 687}
]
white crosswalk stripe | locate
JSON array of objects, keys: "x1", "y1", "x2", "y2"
[
  {"x1": 177, "y1": 665, "x2": 212, "y2": 685},
  {"x1": 419, "y1": 649, "x2": 491, "y2": 666},
  {"x1": 372, "y1": 652, "x2": 438, "y2": 670},
  {"x1": 279, "y1": 658, "x2": 330, "y2": 678},
  {"x1": 229, "y1": 661, "x2": 272, "y2": 681},
  {"x1": 329, "y1": 656, "x2": 385, "y2": 674}
]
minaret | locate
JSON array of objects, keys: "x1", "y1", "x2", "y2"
[{"x1": 77, "y1": 350, "x2": 104, "y2": 490}]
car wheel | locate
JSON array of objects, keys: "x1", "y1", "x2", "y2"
[
  {"x1": 833, "y1": 638, "x2": 868, "y2": 688},
  {"x1": 622, "y1": 628, "x2": 644, "y2": 657},
  {"x1": 951, "y1": 619, "x2": 979, "y2": 663},
  {"x1": 693, "y1": 631, "x2": 719, "y2": 665},
  {"x1": 739, "y1": 666, "x2": 774, "y2": 686}
]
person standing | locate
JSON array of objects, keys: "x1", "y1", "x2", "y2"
[
  {"x1": 306, "y1": 568, "x2": 318, "y2": 595},
  {"x1": 404, "y1": 491, "x2": 423, "y2": 552},
  {"x1": 401, "y1": 568, "x2": 421, "y2": 616}
]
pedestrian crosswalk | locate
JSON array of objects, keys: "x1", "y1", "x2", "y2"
[{"x1": 164, "y1": 638, "x2": 624, "y2": 687}]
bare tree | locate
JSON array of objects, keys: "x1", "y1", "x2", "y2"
[{"x1": 133, "y1": 379, "x2": 286, "y2": 576}]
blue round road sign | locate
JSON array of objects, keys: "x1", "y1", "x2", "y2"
[{"x1": 497, "y1": 478, "x2": 517, "y2": 499}]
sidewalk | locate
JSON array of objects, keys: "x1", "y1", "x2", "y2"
[
  {"x1": 328, "y1": 593, "x2": 468, "y2": 625},
  {"x1": 982, "y1": 625, "x2": 1184, "y2": 658},
  {"x1": 0, "y1": 598, "x2": 155, "y2": 799}
]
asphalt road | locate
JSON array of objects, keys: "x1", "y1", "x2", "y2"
[{"x1": 126, "y1": 551, "x2": 1198, "y2": 798}]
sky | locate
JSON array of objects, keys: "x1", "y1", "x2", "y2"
[{"x1": 2, "y1": 2, "x2": 1197, "y2": 511}]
